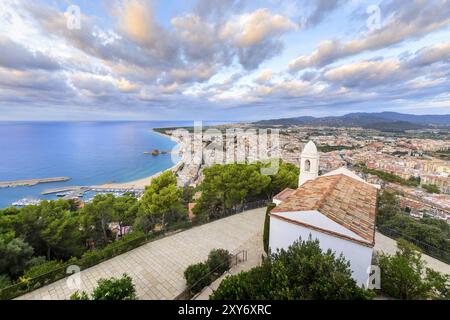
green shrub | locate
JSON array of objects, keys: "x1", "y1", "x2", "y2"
[
  {"x1": 91, "y1": 274, "x2": 137, "y2": 300},
  {"x1": 69, "y1": 274, "x2": 137, "y2": 300},
  {"x1": 23, "y1": 260, "x2": 65, "y2": 278},
  {"x1": 0, "y1": 275, "x2": 11, "y2": 289},
  {"x1": 184, "y1": 262, "x2": 211, "y2": 294},
  {"x1": 69, "y1": 291, "x2": 89, "y2": 300},
  {"x1": 79, "y1": 250, "x2": 105, "y2": 268},
  {"x1": 210, "y1": 263, "x2": 274, "y2": 300},
  {"x1": 211, "y1": 238, "x2": 373, "y2": 300},
  {"x1": 207, "y1": 249, "x2": 232, "y2": 275}
]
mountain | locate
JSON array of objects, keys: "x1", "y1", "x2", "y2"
[
  {"x1": 345, "y1": 112, "x2": 450, "y2": 125},
  {"x1": 253, "y1": 112, "x2": 450, "y2": 131}
]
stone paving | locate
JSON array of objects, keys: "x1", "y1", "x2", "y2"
[
  {"x1": 17, "y1": 208, "x2": 448, "y2": 300},
  {"x1": 17, "y1": 208, "x2": 266, "y2": 300},
  {"x1": 194, "y1": 230, "x2": 265, "y2": 300}
]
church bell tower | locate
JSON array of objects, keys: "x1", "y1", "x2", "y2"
[{"x1": 299, "y1": 140, "x2": 319, "y2": 187}]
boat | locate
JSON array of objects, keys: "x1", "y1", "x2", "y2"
[{"x1": 12, "y1": 198, "x2": 42, "y2": 207}]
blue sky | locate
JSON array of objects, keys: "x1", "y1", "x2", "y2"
[{"x1": 0, "y1": 0, "x2": 449, "y2": 120}]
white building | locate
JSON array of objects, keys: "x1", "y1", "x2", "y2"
[
  {"x1": 270, "y1": 141, "x2": 378, "y2": 288},
  {"x1": 299, "y1": 140, "x2": 319, "y2": 186}
]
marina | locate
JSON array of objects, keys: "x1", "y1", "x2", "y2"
[
  {"x1": 10, "y1": 186, "x2": 145, "y2": 207},
  {"x1": 11, "y1": 198, "x2": 42, "y2": 207},
  {"x1": 28, "y1": 185, "x2": 146, "y2": 205}
]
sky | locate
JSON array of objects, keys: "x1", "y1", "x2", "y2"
[{"x1": 0, "y1": 0, "x2": 449, "y2": 121}]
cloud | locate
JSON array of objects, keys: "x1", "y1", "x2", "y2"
[
  {"x1": 221, "y1": 8, "x2": 296, "y2": 47},
  {"x1": 255, "y1": 69, "x2": 273, "y2": 84},
  {"x1": 406, "y1": 41, "x2": 450, "y2": 67},
  {"x1": 212, "y1": 39, "x2": 450, "y2": 116},
  {"x1": 289, "y1": 0, "x2": 450, "y2": 71},
  {"x1": 171, "y1": 13, "x2": 232, "y2": 67},
  {"x1": 118, "y1": 0, "x2": 178, "y2": 62},
  {"x1": 0, "y1": 68, "x2": 75, "y2": 108},
  {"x1": 2, "y1": 0, "x2": 450, "y2": 120},
  {"x1": 221, "y1": 8, "x2": 296, "y2": 69},
  {"x1": 194, "y1": 0, "x2": 248, "y2": 22},
  {"x1": 0, "y1": 37, "x2": 60, "y2": 71},
  {"x1": 304, "y1": 0, "x2": 343, "y2": 27},
  {"x1": 323, "y1": 59, "x2": 403, "y2": 87},
  {"x1": 322, "y1": 41, "x2": 450, "y2": 89}
]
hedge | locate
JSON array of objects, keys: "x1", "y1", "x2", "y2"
[{"x1": 263, "y1": 203, "x2": 276, "y2": 254}]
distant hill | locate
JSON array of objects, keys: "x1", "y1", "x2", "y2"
[{"x1": 253, "y1": 112, "x2": 450, "y2": 131}]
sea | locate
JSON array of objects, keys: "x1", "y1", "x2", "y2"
[{"x1": 0, "y1": 121, "x2": 224, "y2": 209}]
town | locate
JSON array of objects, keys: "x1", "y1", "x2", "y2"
[{"x1": 158, "y1": 124, "x2": 450, "y2": 224}]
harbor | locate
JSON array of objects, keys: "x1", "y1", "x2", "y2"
[
  {"x1": 0, "y1": 177, "x2": 71, "y2": 188},
  {"x1": 42, "y1": 185, "x2": 145, "y2": 200},
  {"x1": 11, "y1": 185, "x2": 146, "y2": 207}
]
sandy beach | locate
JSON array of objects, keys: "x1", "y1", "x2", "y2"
[
  {"x1": 94, "y1": 131, "x2": 185, "y2": 189},
  {"x1": 94, "y1": 161, "x2": 183, "y2": 189}
]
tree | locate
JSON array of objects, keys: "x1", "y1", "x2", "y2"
[
  {"x1": 136, "y1": 171, "x2": 186, "y2": 232},
  {"x1": 194, "y1": 163, "x2": 270, "y2": 219},
  {"x1": 0, "y1": 199, "x2": 85, "y2": 259},
  {"x1": 0, "y1": 274, "x2": 11, "y2": 289},
  {"x1": 259, "y1": 161, "x2": 299, "y2": 199},
  {"x1": 41, "y1": 210, "x2": 85, "y2": 259},
  {"x1": 376, "y1": 190, "x2": 402, "y2": 225},
  {"x1": 70, "y1": 274, "x2": 137, "y2": 300},
  {"x1": 422, "y1": 184, "x2": 440, "y2": 194},
  {"x1": 81, "y1": 194, "x2": 115, "y2": 245},
  {"x1": 376, "y1": 192, "x2": 450, "y2": 262},
  {"x1": 211, "y1": 238, "x2": 372, "y2": 300},
  {"x1": 5, "y1": 204, "x2": 47, "y2": 257},
  {"x1": 0, "y1": 235, "x2": 34, "y2": 277},
  {"x1": 112, "y1": 194, "x2": 138, "y2": 237},
  {"x1": 182, "y1": 186, "x2": 196, "y2": 204},
  {"x1": 376, "y1": 240, "x2": 449, "y2": 299}
]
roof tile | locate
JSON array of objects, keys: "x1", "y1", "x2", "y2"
[{"x1": 271, "y1": 174, "x2": 378, "y2": 244}]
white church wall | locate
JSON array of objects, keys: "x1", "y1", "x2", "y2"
[
  {"x1": 269, "y1": 216, "x2": 373, "y2": 288},
  {"x1": 274, "y1": 210, "x2": 368, "y2": 242}
]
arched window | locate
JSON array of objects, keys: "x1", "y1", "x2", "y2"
[{"x1": 304, "y1": 159, "x2": 311, "y2": 172}]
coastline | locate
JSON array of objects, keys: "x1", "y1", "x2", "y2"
[{"x1": 95, "y1": 129, "x2": 184, "y2": 189}]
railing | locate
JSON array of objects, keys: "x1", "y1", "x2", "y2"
[
  {"x1": 0, "y1": 200, "x2": 268, "y2": 300},
  {"x1": 377, "y1": 226, "x2": 450, "y2": 264},
  {"x1": 174, "y1": 250, "x2": 248, "y2": 300}
]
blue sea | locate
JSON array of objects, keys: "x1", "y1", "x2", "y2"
[{"x1": 0, "y1": 121, "x2": 218, "y2": 208}]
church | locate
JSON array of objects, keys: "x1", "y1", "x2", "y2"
[{"x1": 270, "y1": 141, "x2": 378, "y2": 288}]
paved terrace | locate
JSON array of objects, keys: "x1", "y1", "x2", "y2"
[
  {"x1": 17, "y1": 208, "x2": 267, "y2": 300},
  {"x1": 18, "y1": 207, "x2": 449, "y2": 300}
]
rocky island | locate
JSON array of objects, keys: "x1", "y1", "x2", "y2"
[{"x1": 144, "y1": 149, "x2": 170, "y2": 156}]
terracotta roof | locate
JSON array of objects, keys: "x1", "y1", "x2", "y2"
[
  {"x1": 271, "y1": 174, "x2": 378, "y2": 244},
  {"x1": 273, "y1": 188, "x2": 295, "y2": 201}
]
